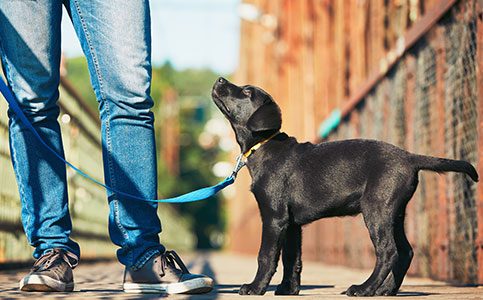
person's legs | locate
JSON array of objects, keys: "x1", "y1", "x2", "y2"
[
  {"x1": 65, "y1": 0, "x2": 164, "y2": 268},
  {"x1": 64, "y1": 2, "x2": 213, "y2": 293},
  {"x1": 0, "y1": 0, "x2": 80, "y2": 260}
]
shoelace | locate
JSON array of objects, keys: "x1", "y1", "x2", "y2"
[
  {"x1": 160, "y1": 250, "x2": 190, "y2": 276},
  {"x1": 33, "y1": 248, "x2": 79, "y2": 271}
]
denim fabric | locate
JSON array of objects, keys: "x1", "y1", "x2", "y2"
[{"x1": 0, "y1": 0, "x2": 165, "y2": 268}]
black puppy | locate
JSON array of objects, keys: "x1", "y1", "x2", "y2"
[{"x1": 211, "y1": 77, "x2": 479, "y2": 297}]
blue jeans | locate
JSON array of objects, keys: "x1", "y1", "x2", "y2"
[{"x1": 0, "y1": 0, "x2": 165, "y2": 268}]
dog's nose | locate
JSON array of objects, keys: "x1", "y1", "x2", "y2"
[{"x1": 217, "y1": 77, "x2": 226, "y2": 84}]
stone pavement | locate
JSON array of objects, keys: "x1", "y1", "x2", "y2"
[{"x1": 0, "y1": 252, "x2": 481, "y2": 299}]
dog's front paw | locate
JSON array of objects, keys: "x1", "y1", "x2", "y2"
[
  {"x1": 374, "y1": 274, "x2": 399, "y2": 296},
  {"x1": 239, "y1": 283, "x2": 266, "y2": 295},
  {"x1": 374, "y1": 284, "x2": 398, "y2": 296},
  {"x1": 344, "y1": 284, "x2": 376, "y2": 297},
  {"x1": 275, "y1": 281, "x2": 300, "y2": 295}
]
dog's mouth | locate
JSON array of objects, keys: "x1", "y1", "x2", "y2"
[
  {"x1": 212, "y1": 91, "x2": 231, "y2": 115},
  {"x1": 219, "y1": 99, "x2": 230, "y2": 114}
]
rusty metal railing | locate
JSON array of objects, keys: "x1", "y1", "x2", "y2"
[
  {"x1": 0, "y1": 68, "x2": 196, "y2": 263},
  {"x1": 317, "y1": 0, "x2": 481, "y2": 283}
]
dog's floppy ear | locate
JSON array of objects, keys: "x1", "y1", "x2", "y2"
[{"x1": 247, "y1": 102, "x2": 282, "y2": 133}]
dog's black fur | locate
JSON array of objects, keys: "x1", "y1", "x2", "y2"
[{"x1": 212, "y1": 78, "x2": 479, "y2": 297}]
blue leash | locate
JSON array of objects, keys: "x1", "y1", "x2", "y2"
[{"x1": 0, "y1": 77, "x2": 245, "y2": 203}]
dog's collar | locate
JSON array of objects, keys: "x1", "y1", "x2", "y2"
[{"x1": 243, "y1": 131, "x2": 280, "y2": 159}]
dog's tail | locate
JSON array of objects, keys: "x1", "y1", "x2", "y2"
[{"x1": 411, "y1": 154, "x2": 478, "y2": 182}]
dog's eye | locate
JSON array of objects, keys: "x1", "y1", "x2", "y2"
[{"x1": 242, "y1": 89, "x2": 252, "y2": 97}]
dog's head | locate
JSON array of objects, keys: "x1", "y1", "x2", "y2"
[{"x1": 212, "y1": 78, "x2": 282, "y2": 140}]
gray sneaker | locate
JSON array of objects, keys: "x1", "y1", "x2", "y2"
[
  {"x1": 19, "y1": 248, "x2": 78, "y2": 292},
  {"x1": 123, "y1": 250, "x2": 214, "y2": 294}
]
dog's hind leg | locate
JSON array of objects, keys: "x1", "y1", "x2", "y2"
[
  {"x1": 275, "y1": 223, "x2": 302, "y2": 295},
  {"x1": 374, "y1": 211, "x2": 414, "y2": 296},
  {"x1": 239, "y1": 220, "x2": 288, "y2": 295},
  {"x1": 345, "y1": 199, "x2": 399, "y2": 296},
  {"x1": 375, "y1": 179, "x2": 417, "y2": 296}
]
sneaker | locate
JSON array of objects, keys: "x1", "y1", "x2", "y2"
[
  {"x1": 19, "y1": 248, "x2": 78, "y2": 292},
  {"x1": 123, "y1": 250, "x2": 214, "y2": 294}
]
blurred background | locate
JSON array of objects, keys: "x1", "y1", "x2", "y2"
[{"x1": 1, "y1": 0, "x2": 482, "y2": 286}]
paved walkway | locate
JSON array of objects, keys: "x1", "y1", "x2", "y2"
[{"x1": 0, "y1": 252, "x2": 481, "y2": 299}]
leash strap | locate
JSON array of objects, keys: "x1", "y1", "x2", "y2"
[{"x1": 0, "y1": 77, "x2": 241, "y2": 203}]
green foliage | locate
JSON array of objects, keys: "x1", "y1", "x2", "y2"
[
  {"x1": 154, "y1": 62, "x2": 229, "y2": 249},
  {"x1": 65, "y1": 57, "x2": 98, "y2": 114},
  {"x1": 171, "y1": 68, "x2": 220, "y2": 98},
  {"x1": 169, "y1": 105, "x2": 226, "y2": 249},
  {"x1": 66, "y1": 58, "x2": 229, "y2": 250}
]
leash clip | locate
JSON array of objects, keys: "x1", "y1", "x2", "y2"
[{"x1": 230, "y1": 153, "x2": 246, "y2": 179}]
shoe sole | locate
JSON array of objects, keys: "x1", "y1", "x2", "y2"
[
  {"x1": 123, "y1": 277, "x2": 214, "y2": 294},
  {"x1": 19, "y1": 274, "x2": 74, "y2": 292}
]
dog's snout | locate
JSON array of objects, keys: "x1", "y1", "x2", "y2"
[
  {"x1": 212, "y1": 78, "x2": 225, "y2": 98},
  {"x1": 213, "y1": 77, "x2": 228, "y2": 96}
]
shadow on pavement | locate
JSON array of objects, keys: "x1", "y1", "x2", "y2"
[
  {"x1": 187, "y1": 253, "x2": 218, "y2": 299},
  {"x1": 397, "y1": 291, "x2": 436, "y2": 297},
  {"x1": 215, "y1": 284, "x2": 335, "y2": 295},
  {"x1": 187, "y1": 253, "x2": 338, "y2": 297},
  {"x1": 0, "y1": 255, "x2": 457, "y2": 298}
]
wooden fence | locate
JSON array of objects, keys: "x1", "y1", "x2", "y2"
[{"x1": 231, "y1": 0, "x2": 483, "y2": 284}]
